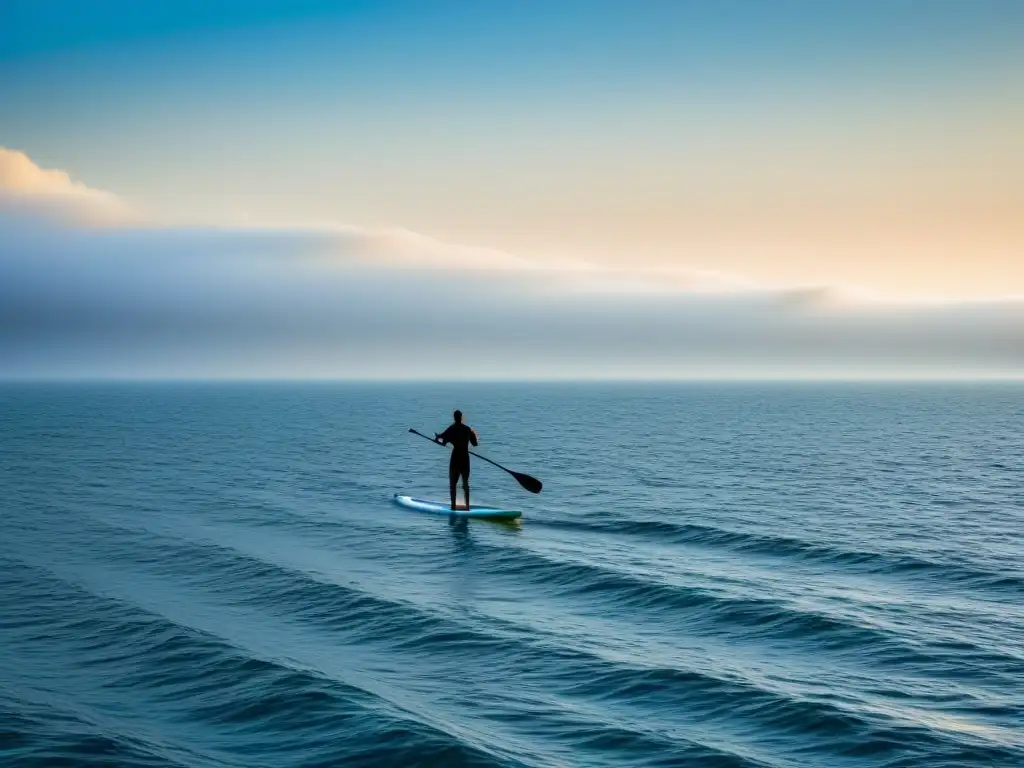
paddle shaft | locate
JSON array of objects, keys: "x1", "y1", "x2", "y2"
[
  {"x1": 408, "y1": 428, "x2": 542, "y2": 493},
  {"x1": 409, "y1": 428, "x2": 509, "y2": 473}
]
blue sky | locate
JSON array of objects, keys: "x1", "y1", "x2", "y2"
[{"x1": 5, "y1": 1, "x2": 1021, "y2": 61}]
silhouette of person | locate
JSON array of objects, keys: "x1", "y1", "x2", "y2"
[{"x1": 435, "y1": 410, "x2": 478, "y2": 511}]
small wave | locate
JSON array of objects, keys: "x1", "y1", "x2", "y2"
[
  {"x1": 572, "y1": 517, "x2": 1024, "y2": 595},
  {"x1": 1, "y1": 560, "x2": 522, "y2": 768}
]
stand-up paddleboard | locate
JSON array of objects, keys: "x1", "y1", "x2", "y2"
[{"x1": 393, "y1": 494, "x2": 521, "y2": 520}]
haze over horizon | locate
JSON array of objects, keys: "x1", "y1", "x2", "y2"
[{"x1": 2, "y1": 1, "x2": 1022, "y2": 380}]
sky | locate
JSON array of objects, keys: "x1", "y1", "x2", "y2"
[{"x1": 1, "y1": 1, "x2": 1022, "y2": 379}]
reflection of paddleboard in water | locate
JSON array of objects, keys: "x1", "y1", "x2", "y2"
[{"x1": 392, "y1": 494, "x2": 522, "y2": 521}]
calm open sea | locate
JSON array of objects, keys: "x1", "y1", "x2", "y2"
[{"x1": 1, "y1": 383, "x2": 1021, "y2": 767}]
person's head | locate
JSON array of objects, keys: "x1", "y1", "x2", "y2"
[{"x1": 454, "y1": 409, "x2": 463, "y2": 423}]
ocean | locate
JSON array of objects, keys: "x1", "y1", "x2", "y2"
[{"x1": 1, "y1": 382, "x2": 1021, "y2": 767}]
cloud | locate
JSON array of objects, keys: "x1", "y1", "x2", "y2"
[
  {"x1": 0, "y1": 147, "x2": 89, "y2": 194},
  {"x1": 0, "y1": 148, "x2": 1021, "y2": 379},
  {"x1": 0, "y1": 147, "x2": 132, "y2": 226}
]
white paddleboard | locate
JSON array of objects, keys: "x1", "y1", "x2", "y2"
[{"x1": 393, "y1": 494, "x2": 521, "y2": 520}]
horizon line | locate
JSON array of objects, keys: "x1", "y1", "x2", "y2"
[{"x1": 2, "y1": 375, "x2": 1023, "y2": 385}]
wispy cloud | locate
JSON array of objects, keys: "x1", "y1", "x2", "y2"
[
  {"x1": 0, "y1": 147, "x2": 134, "y2": 226},
  {"x1": 0, "y1": 148, "x2": 1020, "y2": 380}
]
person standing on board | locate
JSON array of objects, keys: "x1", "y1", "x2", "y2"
[{"x1": 435, "y1": 410, "x2": 478, "y2": 511}]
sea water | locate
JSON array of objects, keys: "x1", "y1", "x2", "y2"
[{"x1": 1, "y1": 382, "x2": 1021, "y2": 767}]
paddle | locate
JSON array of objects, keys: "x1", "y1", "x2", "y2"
[{"x1": 407, "y1": 428, "x2": 543, "y2": 494}]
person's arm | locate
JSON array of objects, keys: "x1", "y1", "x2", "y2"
[
  {"x1": 435, "y1": 426, "x2": 453, "y2": 444},
  {"x1": 470, "y1": 428, "x2": 478, "y2": 447}
]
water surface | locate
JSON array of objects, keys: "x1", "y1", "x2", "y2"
[{"x1": 1, "y1": 383, "x2": 1021, "y2": 766}]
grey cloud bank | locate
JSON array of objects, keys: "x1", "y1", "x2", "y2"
[{"x1": 0, "y1": 150, "x2": 1021, "y2": 380}]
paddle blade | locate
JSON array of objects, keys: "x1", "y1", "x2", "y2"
[{"x1": 512, "y1": 472, "x2": 543, "y2": 494}]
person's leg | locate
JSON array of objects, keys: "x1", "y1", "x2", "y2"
[
  {"x1": 462, "y1": 466, "x2": 471, "y2": 510},
  {"x1": 448, "y1": 461, "x2": 459, "y2": 511}
]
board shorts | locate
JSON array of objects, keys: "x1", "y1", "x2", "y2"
[{"x1": 449, "y1": 454, "x2": 470, "y2": 485}]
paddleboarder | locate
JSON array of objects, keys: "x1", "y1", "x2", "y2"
[{"x1": 435, "y1": 410, "x2": 478, "y2": 511}]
